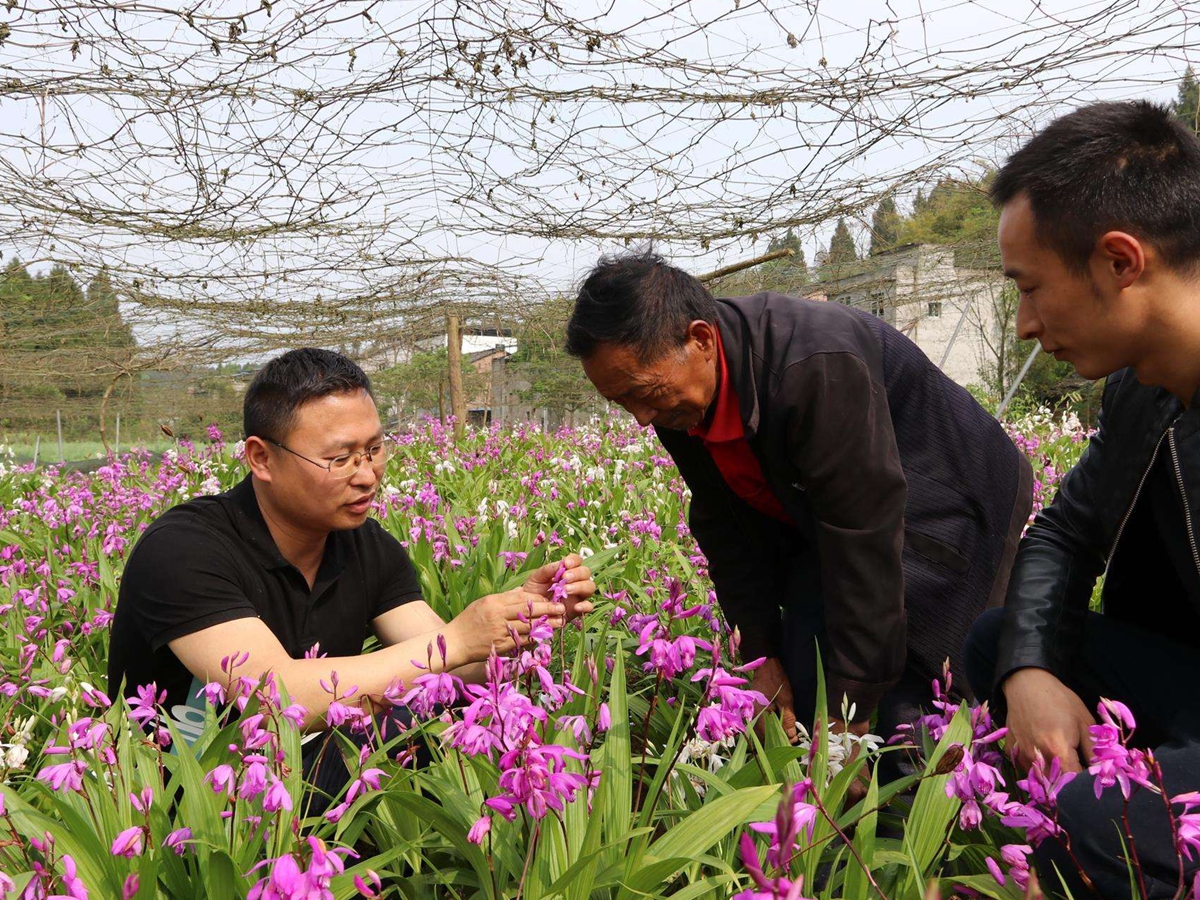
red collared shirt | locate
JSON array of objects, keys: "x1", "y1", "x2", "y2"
[{"x1": 689, "y1": 330, "x2": 793, "y2": 524}]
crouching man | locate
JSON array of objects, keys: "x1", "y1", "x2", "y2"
[
  {"x1": 566, "y1": 252, "x2": 1031, "y2": 766},
  {"x1": 966, "y1": 100, "x2": 1200, "y2": 898},
  {"x1": 108, "y1": 348, "x2": 595, "y2": 799}
]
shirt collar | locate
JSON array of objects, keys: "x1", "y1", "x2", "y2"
[
  {"x1": 714, "y1": 299, "x2": 761, "y2": 438},
  {"x1": 226, "y1": 475, "x2": 346, "y2": 578},
  {"x1": 689, "y1": 325, "x2": 745, "y2": 443}
]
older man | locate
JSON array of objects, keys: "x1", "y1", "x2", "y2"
[{"x1": 566, "y1": 253, "x2": 1031, "y2": 753}]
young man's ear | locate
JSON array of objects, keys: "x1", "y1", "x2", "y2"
[{"x1": 1097, "y1": 231, "x2": 1146, "y2": 290}]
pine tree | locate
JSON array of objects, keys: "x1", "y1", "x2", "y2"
[
  {"x1": 755, "y1": 228, "x2": 809, "y2": 291},
  {"x1": 767, "y1": 228, "x2": 808, "y2": 277},
  {"x1": 85, "y1": 269, "x2": 135, "y2": 352},
  {"x1": 869, "y1": 196, "x2": 900, "y2": 256},
  {"x1": 787, "y1": 242, "x2": 808, "y2": 282},
  {"x1": 1174, "y1": 67, "x2": 1199, "y2": 134},
  {"x1": 826, "y1": 218, "x2": 858, "y2": 268}
]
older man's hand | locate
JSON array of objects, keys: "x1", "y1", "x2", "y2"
[{"x1": 752, "y1": 657, "x2": 798, "y2": 742}]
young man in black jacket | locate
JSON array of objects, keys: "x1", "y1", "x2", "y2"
[
  {"x1": 965, "y1": 101, "x2": 1200, "y2": 898},
  {"x1": 565, "y1": 252, "x2": 1032, "y2": 756}
]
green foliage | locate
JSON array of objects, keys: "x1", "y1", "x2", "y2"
[
  {"x1": 823, "y1": 217, "x2": 859, "y2": 277},
  {"x1": 767, "y1": 228, "x2": 808, "y2": 278},
  {"x1": 507, "y1": 297, "x2": 601, "y2": 418},
  {"x1": 374, "y1": 347, "x2": 485, "y2": 420},
  {"x1": 894, "y1": 177, "x2": 999, "y2": 268},
  {"x1": 1174, "y1": 66, "x2": 1200, "y2": 134},
  {"x1": 869, "y1": 196, "x2": 900, "y2": 256},
  {"x1": 0, "y1": 258, "x2": 139, "y2": 437},
  {"x1": 711, "y1": 230, "x2": 810, "y2": 298}
]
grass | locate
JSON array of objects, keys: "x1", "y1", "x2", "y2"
[{"x1": 1, "y1": 436, "x2": 175, "y2": 464}]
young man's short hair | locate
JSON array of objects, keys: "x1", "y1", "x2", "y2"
[
  {"x1": 991, "y1": 100, "x2": 1200, "y2": 274},
  {"x1": 565, "y1": 250, "x2": 718, "y2": 362},
  {"x1": 243, "y1": 348, "x2": 373, "y2": 441}
]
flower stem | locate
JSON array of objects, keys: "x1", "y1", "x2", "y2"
[
  {"x1": 634, "y1": 672, "x2": 663, "y2": 812},
  {"x1": 811, "y1": 787, "x2": 891, "y2": 900}
]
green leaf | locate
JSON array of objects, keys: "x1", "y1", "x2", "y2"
[
  {"x1": 647, "y1": 784, "x2": 778, "y2": 860},
  {"x1": 844, "y1": 765, "x2": 880, "y2": 900},
  {"x1": 543, "y1": 827, "x2": 655, "y2": 898},
  {"x1": 898, "y1": 704, "x2": 972, "y2": 898},
  {"x1": 387, "y1": 792, "x2": 495, "y2": 895},
  {"x1": 938, "y1": 874, "x2": 1025, "y2": 900},
  {"x1": 660, "y1": 874, "x2": 738, "y2": 900},
  {"x1": 599, "y1": 637, "x2": 633, "y2": 868}
]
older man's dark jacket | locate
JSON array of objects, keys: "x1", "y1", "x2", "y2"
[
  {"x1": 656, "y1": 293, "x2": 1026, "y2": 714},
  {"x1": 994, "y1": 368, "x2": 1200, "y2": 703}
]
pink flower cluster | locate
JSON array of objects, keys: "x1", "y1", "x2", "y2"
[
  {"x1": 247, "y1": 837, "x2": 356, "y2": 900},
  {"x1": 735, "y1": 781, "x2": 819, "y2": 900},
  {"x1": 197, "y1": 662, "x2": 311, "y2": 835},
  {"x1": 437, "y1": 630, "x2": 607, "y2": 838}
]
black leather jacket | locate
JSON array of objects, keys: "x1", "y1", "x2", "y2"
[{"x1": 995, "y1": 368, "x2": 1200, "y2": 699}]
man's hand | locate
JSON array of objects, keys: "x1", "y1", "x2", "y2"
[
  {"x1": 1002, "y1": 667, "x2": 1096, "y2": 772},
  {"x1": 521, "y1": 554, "x2": 596, "y2": 622},
  {"x1": 445, "y1": 589, "x2": 565, "y2": 663},
  {"x1": 752, "y1": 657, "x2": 798, "y2": 742}
]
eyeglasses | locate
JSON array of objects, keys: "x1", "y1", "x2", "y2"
[{"x1": 268, "y1": 438, "x2": 389, "y2": 480}]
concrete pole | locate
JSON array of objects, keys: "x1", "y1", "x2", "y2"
[
  {"x1": 491, "y1": 346, "x2": 507, "y2": 427},
  {"x1": 939, "y1": 295, "x2": 972, "y2": 369},
  {"x1": 996, "y1": 344, "x2": 1042, "y2": 420}
]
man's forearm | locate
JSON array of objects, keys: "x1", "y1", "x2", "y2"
[
  {"x1": 275, "y1": 623, "x2": 469, "y2": 731},
  {"x1": 452, "y1": 661, "x2": 488, "y2": 684}
]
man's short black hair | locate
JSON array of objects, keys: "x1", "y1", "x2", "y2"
[
  {"x1": 991, "y1": 100, "x2": 1200, "y2": 274},
  {"x1": 244, "y1": 348, "x2": 373, "y2": 441},
  {"x1": 565, "y1": 250, "x2": 718, "y2": 360}
]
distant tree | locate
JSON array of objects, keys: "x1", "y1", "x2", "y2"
[
  {"x1": 825, "y1": 218, "x2": 858, "y2": 268},
  {"x1": 0, "y1": 258, "x2": 34, "y2": 341},
  {"x1": 869, "y1": 196, "x2": 900, "y2": 256},
  {"x1": 1174, "y1": 67, "x2": 1199, "y2": 134},
  {"x1": 375, "y1": 347, "x2": 483, "y2": 422},
  {"x1": 895, "y1": 176, "x2": 1000, "y2": 268},
  {"x1": 85, "y1": 269, "x2": 135, "y2": 356},
  {"x1": 510, "y1": 296, "x2": 599, "y2": 420},
  {"x1": 0, "y1": 259, "x2": 139, "y2": 434},
  {"x1": 767, "y1": 227, "x2": 802, "y2": 257},
  {"x1": 748, "y1": 227, "x2": 810, "y2": 289}
]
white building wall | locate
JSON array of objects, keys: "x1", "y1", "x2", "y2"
[
  {"x1": 416, "y1": 333, "x2": 520, "y2": 356},
  {"x1": 826, "y1": 245, "x2": 1005, "y2": 390}
]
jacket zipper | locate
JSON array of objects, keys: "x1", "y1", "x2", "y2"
[
  {"x1": 1108, "y1": 429, "x2": 1168, "y2": 566},
  {"x1": 1167, "y1": 426, "x2": 1200, "y2": 581}
]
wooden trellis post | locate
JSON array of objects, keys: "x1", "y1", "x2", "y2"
[{"x1": 446, "y1": 313, "x2": 466, "y2": 442}]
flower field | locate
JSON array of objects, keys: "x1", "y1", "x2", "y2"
[{"x1": 0, "y1": 413, "x2": 1140, "y2": 900}]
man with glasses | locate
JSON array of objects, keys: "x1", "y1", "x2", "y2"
[{"x1": 108, "y1": 348, "x2": 595, "y2": 793}]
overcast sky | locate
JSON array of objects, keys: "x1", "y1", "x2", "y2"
[{"x1": 1, "y1": 0, "x2": 1195, "y2": 348}]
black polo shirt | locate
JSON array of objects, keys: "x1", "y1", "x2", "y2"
[{"x1": 107, "y1": 475, "x2": 423, "y2": 739}]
